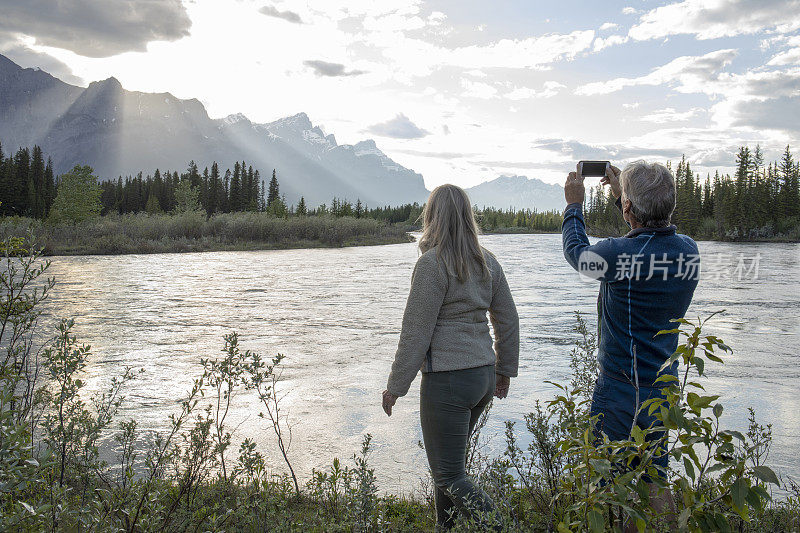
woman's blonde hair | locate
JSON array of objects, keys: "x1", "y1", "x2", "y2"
[{"x1": 418, "y1": 184, "x2": 488, "y2": 282}]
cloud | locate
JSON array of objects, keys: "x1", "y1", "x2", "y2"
[
  {"x1": 367, "y1": 113, "x2": 430, "y2": 138},
  {"x1": 0, "y1": 34, "x2": 83, "y2": 84},
  {"x1": 599, "y1": 22, "x2": 619, "y2": 31},
  {"x1": 533, "y1": 138, "x2": 683, "y2": 161},
  {"x1": 377, "y1": 29, "x2": 596, "y2": 80},
  {"x1": 461, "y1": 79, "x2": 498, "y2": 99},
  {"x1": 768, "y1": 48, "x2": 800, "y2": 66},
  {"x1": 469, "y1": 160, "x2": 548, "y2": 170},
  {"x1": 593, "y1": 34, "x2": 628, "y2": 52},
  {"x1": 622, "y1": 7, "x2": 638, "y2": 15},
  {"x1": 767, "y1": 35, "x2": 800, "y2": 66},
  {"x1": 259, "y1": 5, "x2": 303, "y2": 24},
  {"x1": 504, "y1": 81, "x2": 565, "y2": 100},
  {"x1": 575, "y1": 49, "x2": 737, "y2": 95},
  {"x1": 465, "y1": 69, "x2": 487, "y2": 78},
  {"x1": 727, "y1": 68, "x2": 800, "y2": 99},
  {"x1": 721, "y1": 93, "x2": 800, "y2": 135},
  {"x1": 628, "y1": 0, "x2": 800, "y2": 41},
  {"x1": 444, "y1": 30, "x2": 595, "y2": 70},
  {"x1": 303, "y1": 60, "x2": 366, "y2": 77},
  {"x1": 641, "y1": 107, "x2": 705, "y2": 123},
  {"x1": 396, "y1": 149, "x2": 474, "y2": 159},
  {"x1": 0, "y1": 0, "x2": 191, "y2": 58}
]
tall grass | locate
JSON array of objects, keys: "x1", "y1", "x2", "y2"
[{"x1": 0, "y1": 212, "x2": 412, "y2": 255}]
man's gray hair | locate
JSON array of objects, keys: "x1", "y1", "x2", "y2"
[{"x1": 619, "y1": 160, "x2": 676, "y2": 228}]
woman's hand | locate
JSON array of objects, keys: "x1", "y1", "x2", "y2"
[
  {"x1": 495, "y1": 374, "x2": 510, "y2": 399},
  {"x1": 382, "y1": 390, "x2": 398, "y2": 416},
  {"x1": 600, "y1": 164, "x2": 622, "y2": 199}
]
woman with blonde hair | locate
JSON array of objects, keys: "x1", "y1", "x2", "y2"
[{"x1": 382, "y1": 184, "x2": 519, "y2": 530}]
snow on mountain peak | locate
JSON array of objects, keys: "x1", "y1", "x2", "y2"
[
  {"x1": 272, "y1": 112, "x2": 313, "y2": 130},
  {"x1": 353, "y1": 139, "x2": 382, "y2": 157},
  {"x1": 222, "y1": 112, "x2": 249, "y2": 125}
]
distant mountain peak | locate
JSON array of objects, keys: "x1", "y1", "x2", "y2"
[
  {"x1": 89, "y1": 76, "x2": 123, "y2": 90},
  {"x1": 465, "y1": 174, "x2": 564, "y2": 211},
  {"x1": 355, "y1": 139, "x2": 377, "y2": 149},
  {"x1": 0, "y1": 53, "x2": 21, "y2": 71},
  {"x1": 353, "y1": 139, "x2": 382, "y2": 155},
  {"x1": 274, "y1": 112, "x2": 313, "y2": 130},
  {"x1": 222, "y1": 112, "x2": 250, "y2": 125}
]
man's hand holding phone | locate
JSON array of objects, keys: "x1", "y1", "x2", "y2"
[
  {"x1": 564, "y1": 162, "x2": 586, "y2": 205},
  {"x1": 600, "y1": 164, "x2": 622, "y2": 199}
]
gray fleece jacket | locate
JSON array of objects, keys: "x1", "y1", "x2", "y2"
[{"x1": 386, "y1": 247, "x2": 520, "y2": 397}]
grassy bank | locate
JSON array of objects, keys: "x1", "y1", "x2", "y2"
[
  {"x1": 478, "y1": 220, "x2": 800, "y2": 242},
  {"x1": 0, "y1": 211, "x2": 412, "y2": 256}
]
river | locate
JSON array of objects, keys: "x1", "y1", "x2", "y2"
[{"x1": 40, "y1": 233, "x2": 800, "y2": 494}]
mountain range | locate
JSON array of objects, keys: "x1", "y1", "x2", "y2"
[{"x1": 0, "y1": 53, "x2": 563, "y2": 210}]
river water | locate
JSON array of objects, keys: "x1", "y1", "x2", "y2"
[{"x1": 41, "y1": 234, "x2": 799, "y2": 494}]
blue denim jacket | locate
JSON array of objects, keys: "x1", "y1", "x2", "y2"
[{"x1": 562, "y1": 201, "x2": 700, "y2": 386}]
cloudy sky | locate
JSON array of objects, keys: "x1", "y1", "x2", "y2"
[{"x1": 1, "y1": 0, "x2": 799, "y2": 188}]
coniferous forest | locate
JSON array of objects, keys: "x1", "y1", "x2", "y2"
[
  {"x1": 1, "y1": 139, "x2": 799, "y2": 243},
  {"x1": 584, "y1": 145, "x2": 800, "y2": 240}
]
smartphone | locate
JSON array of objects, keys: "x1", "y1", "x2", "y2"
[{"x1": 579, "y1": 160, "x2": 609, "y2": 177}]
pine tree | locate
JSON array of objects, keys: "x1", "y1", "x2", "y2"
[
  {"x1": 28, "y1": 145, "x2": 45, "y2": 218},
  {"x1": 222, "y1": 169, "x2": 231, "y2": 213},
  {"x1": 247, "y1": 165, "x2": 257, "y2": 210},
  {"x1": 44, "y1": 158, "x2": 55, "y2": 217},
  {"x1": 230, "y1": 161, "x2": 241, "y2": 212},
  {"x1": 0, "y1": 141, "x2": 12, "y2": 216},
  {"x1": 297, "y1": 196, "x2": 307, "y2": 216},
  {"x1": 188, "y1": 160, "x2": 201, "y2": 188},
  {"x1": 702, "y1": 175, "x2": 713, "y2": 218},
  {"x1": 11, "y1": 147, "x2": 31, "y2": 216},
  {"x1": 201, "y1": 167, "x2": 210, "y2": 213},
  {"x1": 267, "y1": 169, "x2": 280, "y2": 207},
  {"x1": 208, "y1": 162, "x2": 220, "y2": 215},
  {"x1": 779, "y1": 145, "x2": 797, "y2": 217}
]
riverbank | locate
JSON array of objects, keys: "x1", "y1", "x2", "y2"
[
  {"x1": 0, "y1": 212, "x2": 413, "y2": 256},
  {"x1": 481, "y1": 224, "x2": 800, "y2": 242}
]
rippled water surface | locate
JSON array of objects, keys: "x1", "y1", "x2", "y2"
[{"x1": 42, "y1": 234, "x2": 800, "y2": 492}]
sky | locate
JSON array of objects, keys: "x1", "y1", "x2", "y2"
[{"x1": 1, "y1": 0, "x2": 799, "y2": 188}]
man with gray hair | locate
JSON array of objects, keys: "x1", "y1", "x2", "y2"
[{"x1": 561, "y1": 161, "x2": 700, "y2": 520}]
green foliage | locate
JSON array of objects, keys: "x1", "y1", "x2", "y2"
[
  {"x1": 0, "y1": 211, "x2": 412, "y2": 255},
  {"x1": 475, "y1": 205, "x2": 564, "y2": 234},
  {"x1": 172, "y1": 178, "x2": 201, "y2": 213},
  {"x1": 1, "y1": 234, "x2": 797, "y2": 531},
  {"x1": 306, "y1": 434, "x2": 380, "y2": 531},
  {"x1": 48, "y1": 165, "x2": 102, "y2": 224},
  {"x1": 499, "y1": 312, "x2": 786, "y2": 532}
]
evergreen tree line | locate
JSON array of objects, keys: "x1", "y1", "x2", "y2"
[
  {"x1": 2, "y1": 140, "x2": 798, "y2": 240},
  {"x1": 0, "y1": 142, "x2": 56, "y2": 218},
  {"x1": 585, "y1": 144, "x2": 800, "y2": 239},
  {"x1": 99, "y1": 161, "x2": 272, "y2": 216}
]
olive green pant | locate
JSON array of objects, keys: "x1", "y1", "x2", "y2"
[{"x1": 420, "y1": 364, "x2": 501, "y2": 530}]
